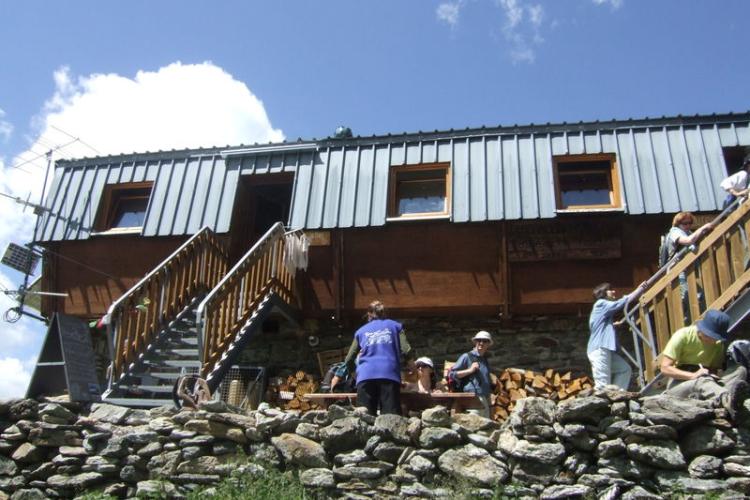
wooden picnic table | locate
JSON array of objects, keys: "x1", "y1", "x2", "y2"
[{"x1": 303, "y1": 391, "x2": 479, "y2": 414}]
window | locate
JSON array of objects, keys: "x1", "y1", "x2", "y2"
[
  {"x1": 388, "y1": 163, "x2": 451, "y2": 219},
  {"x1": 96, "y1": 182, "x2": 153, "y2": 232},
  {"x1": 553, "y1": 154, "x2": 621, "y2": 210}
]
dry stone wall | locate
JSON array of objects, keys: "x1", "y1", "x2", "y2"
[{"x1": 2, "y1": 389, "x2": 750, "y2": 499}]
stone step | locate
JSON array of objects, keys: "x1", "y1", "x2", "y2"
[{"x1": 101, "y1": 397, "x2": 174, "y2": 408}]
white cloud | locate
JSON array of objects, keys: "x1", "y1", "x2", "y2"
[
  {"x1": 592, "y1": 0, "x2": 623, "y2": 8},
  {"x1": 0, "y1": 357, "x2": 33, "y2": 400},
  {"x1": 497, "y1": 0, "x2": 545, "y2": 64},
  {"x1": 0, "y1": 109, "x2": 12, "y2": 143},
  {"x1": 436, "y1": 2, "x2": 461, "y2": 27},
  {"x1": 0, "y1": 61, "x2": 285, "y2": 399}
]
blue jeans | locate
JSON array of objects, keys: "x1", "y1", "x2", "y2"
[{"x1": 588, "y1": 348, "x2": 632, "y2": 390}]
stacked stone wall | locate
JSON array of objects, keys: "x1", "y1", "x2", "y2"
[{"x1": 3, "y1": 389, "x2": 750, "y2": 498}]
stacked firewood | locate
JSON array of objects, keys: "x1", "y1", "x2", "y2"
[
  {"x1": 267, "y1": 370, "x2": 322, "y2": 411},
  {"x1": 491, "y1": 368, "x2": 593, "y2": 421}
]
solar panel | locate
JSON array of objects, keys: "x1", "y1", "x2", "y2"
[{"x1": 1, "y1": 243, "x2": 40, "y2": 274}]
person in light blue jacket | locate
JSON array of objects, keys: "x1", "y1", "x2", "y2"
[{"x1": 587, "y1": 281, "x2": 646, "y2": 390}]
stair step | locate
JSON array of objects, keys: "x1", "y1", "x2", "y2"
[
  {"x1": 102, "y1": 397, "x2": 174, "y2": 408},
  {"x1": 135, "y1": 385, "x2": 176, "y2": 394},
  {"x1": 160, "y1": 337, "x2": 198, "y2": 346},
  {"x1": 158, "y1": 359, "x2": 202, "y2": 368},
  {"x1": 155, "y1": 348, "x2": 199, "y2": 357}
]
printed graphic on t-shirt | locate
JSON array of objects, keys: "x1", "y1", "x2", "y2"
[{"x1": 363, "y1": 328, "x2": 393, "y2": 347}]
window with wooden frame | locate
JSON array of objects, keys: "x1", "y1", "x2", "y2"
[
  {"x1": 95, "y1": 182, "x2": 153, "y2": 233},
  {"x1": 388, "y1": 163, "x2": 451, "y2": 219},
  {"x1": 553, "y1": 154, "x2": 621, "y2": 210}
]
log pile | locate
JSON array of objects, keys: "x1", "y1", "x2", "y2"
[
  {"x1": 267, "y1": 370, "x2": 322, "y2": 411},
  {"x1": 491, "y1": 368, "x2": 593, "y2": 421}
]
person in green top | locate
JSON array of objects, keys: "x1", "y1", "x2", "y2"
[{"x1": 660, "y1": 309, "x2": 748, "y2": 418}]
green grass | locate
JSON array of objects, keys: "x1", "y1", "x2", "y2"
[{"x1": 187, "y1": 467, "x2": 321, "y2": 500}]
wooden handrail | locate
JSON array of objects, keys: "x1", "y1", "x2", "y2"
[
  {"x1": 196, "y1": 222, "x2": 297, "y2": 377},
  {"x1": 625, "y1": 198, "x2": 750, "y2": 383},
  {"x1": 106, "y1": 227, "x2": 229, "y2": 382}
]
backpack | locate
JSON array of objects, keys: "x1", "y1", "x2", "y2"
[
  {"x1": 727, "y1": 340, "x2": 750, "y2": 373},
  {"x1": 446, "y1": 353, "x2": 479, "y2": 392},
  {"x1": 320, "y1": 362, "x2": 355, "y2": 393},
  {"x1": 658, "y1": 232, "x2": 672, "y2": 268}
]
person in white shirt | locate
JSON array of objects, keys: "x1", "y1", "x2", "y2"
[{"x1": 720, "y1": 154, "x2": 750, "y2": 209}]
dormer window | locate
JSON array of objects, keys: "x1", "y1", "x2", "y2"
[
  {"x1": 553, "y1": 154, "x2": 621, "y2": 210},
  {"x1": 96, "y1": 182, "x2": 152, "y2": 233},
  {"x1": 388, "y1": 163, "x2": 451, "y2": 219}
]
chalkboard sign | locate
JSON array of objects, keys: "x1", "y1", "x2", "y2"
[{"x1": 26, "y1": 313, "x2": 102, "y2": 402}]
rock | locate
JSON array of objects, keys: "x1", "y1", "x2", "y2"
[
  {"x1": 540, "y1": 484, "x2": 592, "y2": 499},
  {"x1": 198, "y1": 400, "x2": 231, "y2": 412},
  {"x1": 333, "y1": 465, "x2": 386, "y2": 480},
  {"x1": 556, "y1": 396, "x2": 610, "y2": 424},
  {"x1": 319, "y1": 417, "x2": 370, "y2": 454},
  {"x1": 724, "y1": 462, "x2": 750, "y2": 477},
  {"x1": 597, "y1": 455, "x2": 654, "y2": 480},
  {"x1": 206, "y1": 412, "x2": 256, "y2": 429},
  {"x1": 136, "y1": 479, "x2": 177, "y2": 497},
  {"x1": 295, "y1": 422, "x2": 319, "y2": 441},
  {"x1": 688, "y1": 455, "x2": 723, "y2": 478},
  {"x1": 122, "y1": 430, "x2": 159, "y2": 446},
  {"x1": 58, "y1": 445, "x2": 87, "y2": 457},
  {"x1": 271, "y1": 433, "x2": 329, "y2": 468},
  {"x1": 0, "y1": 456, "x2": 17, "y2": 475},
  {"x1": 9, "y1": 489, "x2": 47, "y2": 500},
  {"x1": 120, "y1": 464, "x2": 147, "y2": 482},
  {"x1": 626, "y1": 440, "x2": 686, "y2": 470},
  {"x1": 9, "y1": 400, "x2": 38, "y2": 421},
  {"x1": 421, "y1": 407, "x2": 451, "y2": 428},
  {"x1": 11, "y1": 442, "x2": 45, "y2": 464},
  {"x1": 171, "y1": 473, "x2": 222, "y2": 485},
  {"x1": 418, "y1": 427, "x2": 462, "y2": 449},
  {"x1": 680, "y1": 424, "x2": 735, "y2": 459},
  {"x1": 620, "y1": 485, "x2": 662, "y2": 500},
  {"x1": 400, "y1": 482, "x2": 436, "y2": 497},
  {"x1": 147, "y1": 450, "x2": 181, "y2": 477},
  {"x1": 38, "y1": 404, "x2": 76, "y2": 424},
  {"x1": 452, "y1": 412, "x2": 499, "y2": 433},
  {"x1": 99, "y1": 437, "x2": 129, "y2": 458},
  {"x1": 103, "y1": 483, "x2": 129, "y2": 498},
  {"x1": 466, "y1": 433, "x2": 495, "y2": 451},
  {"x1": 212, "y1": 441, "x2": 239, "y2": 456},
  {"x1": 437, "y1": 444, "x2": 509, "y2": 487},
  {"x1": 404, "y1": 454, "x2": 435, "y2": 476},
  {"x1": 148, "y1": 417, "x2": 175, "y2": 434},
  {"x1": 640, "y1": 395, "x2": 714, "y2": 428},
  {"x1": 179, "y1": 435, "x2": 214, "y2": 447},
  {"x1": 181, "y1": 446, "x2": 206, "y2": 460},
  {"x1": 374, "y1": 414, "x2": 411, "y2": 444},
  {"x1": 510, "y1": 458, "x2": 560, "y2": 486},
  {"x1": 407, "y1": 417, "x2": 421, "y2": 443},
  {"x1": 27, "y1": 425, "x2": 80, "y2": 447},
  {"x1": 510, "y1": 397, "x2": 558, "y2": 427},
  {"x1": 88, "y1": 403, "x2": 131, "y2": 424},
  {"x1": 176, "y1": 455, "x2": 234, "y2": 476},
  {"x1": 497, "y1": 430, "x2": 566, "y2": 465},
  {"x1": 136, "y1": 441, "x2": 162, "y2": 458},
  {"x1": 727, "y1": 477, "x2": 750, "y2": 495},
  {"x1": 82, "y1": 456, "x2": 119, "y2": 474},
  {"x1": 621, "y1": 424, "x2": 678, "y2": 442},
  {"x1": 299, "y1": 468, "x2": 335, "y2": 488},
  {"x1": 577, "y1": 473, "x2": 632, "y2": 489},
  {"x1": 247, "y1": 443, "x2": 281, "y2": 467},
  {"x1": 653, "y1": 470, "x2": 726, "y2": 494},
  {"x1": 123, "y1": 409, "x2": 151, "y2": 426},
  {"x1": 47, "y1": 472, "x2": 103, "y2": 489},
  {"x1": 373, "y1": 442, "x2": 406, "y2": 463},
  {"x1": 597, "y1": 438, "x2": 626, "y2": 458},
  {"x1": 335, "y1": 449, "x2": 369, "y2": 465}
]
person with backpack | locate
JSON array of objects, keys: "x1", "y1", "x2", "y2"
[
  {"x1": 449, "y1": 331, "x2": 494, "y2": 418},
  {"x1": 665, "y1": 212, "x2": 713, "y2": 321},
  {"x1": 588, "y1": 281, "x2": 647, "y2": 390},
  {"x1": 720, "y1": 154, "x2": 750, "y2": 210}
]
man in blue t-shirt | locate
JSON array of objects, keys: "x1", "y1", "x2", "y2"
[{"x1": 344, "y1": 300, "x2": 413, "y2": 415}]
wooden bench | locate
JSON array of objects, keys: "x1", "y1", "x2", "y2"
[{"x1": 303, "y1": 391, "x2": 479, "y2": 414}]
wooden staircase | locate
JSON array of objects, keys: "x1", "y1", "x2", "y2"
[
  {"x1": 102, "y1": 222, "x2": 299, "y2": 407},
  {"x1": 624, "y1": 198, "x2": 750, "y2": 386}
]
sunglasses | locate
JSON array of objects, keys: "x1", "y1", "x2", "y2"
[
  {"x1": 475, "y1": 339, "x2": 491, "y2": 344},
  {"x1": 416, "y1": 364, "x2": 431, "y2": 369}
]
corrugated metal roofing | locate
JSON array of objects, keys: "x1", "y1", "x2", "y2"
[{"x1": 34, "y1": 112, "x2": 750, "y2": 242}]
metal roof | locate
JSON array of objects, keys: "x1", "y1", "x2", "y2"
[{"x1": 35, "y1": 112, "x2": 750, "y2": 242}]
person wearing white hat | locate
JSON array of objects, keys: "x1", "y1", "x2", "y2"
[
  {"x1": 402, "y1": 356, "x2": 441, "y2": 394},
  {"x1": 449, "y1": 330, "x2": 494, "y2": 418}
]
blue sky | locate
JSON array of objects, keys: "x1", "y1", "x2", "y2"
[{"x1": 0, "y1": 0, "x2": 748, "y2": 398}]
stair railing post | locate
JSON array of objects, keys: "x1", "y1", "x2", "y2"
[{"x1": 195, "y1": 304, "x2": 205, "y2": 377}]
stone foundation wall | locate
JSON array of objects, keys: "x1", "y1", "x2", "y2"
[
  {"x1": 238, "y1": 314, "x2": 595, "y2": 380},
  {"x1": 2, "y1": 389, "x2": 750, "y2": 499}
]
